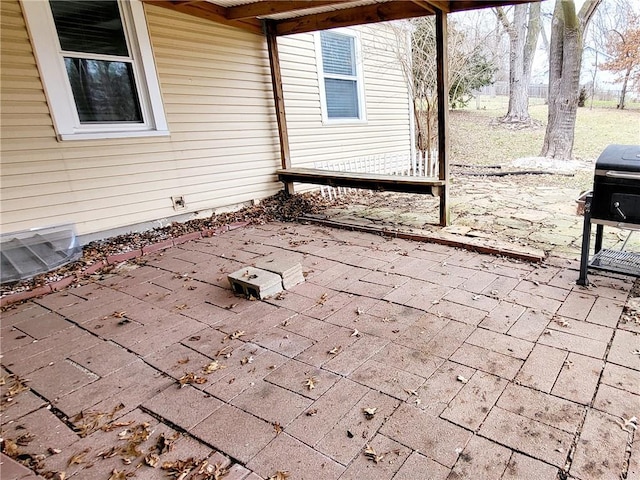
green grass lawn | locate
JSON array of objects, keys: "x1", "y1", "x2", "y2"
[{"x1": 450, "y1": 95, "x2": 640, "y2": 165}]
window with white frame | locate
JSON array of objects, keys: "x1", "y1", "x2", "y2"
[
  {"x1": 21, "y1": 0, "x2": 168, "y2": 140},
  {"x1": 317, "y1": 30, "x2": 366, "y2": 122}
]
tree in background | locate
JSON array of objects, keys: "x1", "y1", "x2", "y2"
[
  {"x1": 541, "y1": 0, "x2": 601, "y2": 160},
  {"x1": 495, "y1": 2, "x2": 541, "y2": 124},
  {"x1": 394, "y1": 18, "x2": 497, "y2": 159},
  {"x1": 600, "y1": 10, "x2": 640, "y2": 109}
]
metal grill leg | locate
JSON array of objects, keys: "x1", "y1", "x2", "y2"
[{"x1": 577, "y1": 194, "x2": 593, "y2": 286}]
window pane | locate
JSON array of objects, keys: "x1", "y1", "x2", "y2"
[
  {"x1": 321, "y1": 32, "x2": 355, "y2": 76},
  {"x1": 50, "y1": 0, "x2": 128, "y2": 56},
  {"x1": 64, "y1": 58, "x2": 142, "y2": 123},
  {"x1": 325, "y1": 78, "x2": 359, "y2": 118}
]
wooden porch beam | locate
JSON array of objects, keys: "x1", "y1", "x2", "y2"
[
  {"x1": 445, "y1": 0, "x2": 540, "y2": 14},
  {"x1": 410, "y1": 1, "x2": 440, "y2": 14},
  {"x1": 141, "y1": 0, "x2": 263, "y2": 35},
  {"x1": 226, "y1": 1, "x2": 347, "y2": 20},
  {"x1": 274, "y1": 1, "x2": 433, "y2": 36},
  {"x1": 435, "y1": 8, "x2": 449, "y2": 226},
  {"x1": 265, "y1": 20, "x2": 294, "y2": 195}
]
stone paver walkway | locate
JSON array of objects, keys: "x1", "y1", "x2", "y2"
[
  {"x1": 318, "y1": 178, "x2": 640, "y2": 258},
  {"x1": 1, "y1": 223, "x2": 639, "y2": 480}
]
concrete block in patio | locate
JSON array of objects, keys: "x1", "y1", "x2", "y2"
[
  {"x1": 228, "y1": 266, "x2": 282, "y2": 299},
  {"x1": 254, "y1": 255, "x2": 305, "y2": 290}
]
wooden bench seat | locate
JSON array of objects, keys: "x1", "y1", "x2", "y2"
[{"x1": 276, "y1": 168, "x2": 445, "y2": 196}]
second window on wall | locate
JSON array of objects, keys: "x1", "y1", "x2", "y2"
[{"x1": 317, "y1": 30, "x2": 366, "y2": 123}]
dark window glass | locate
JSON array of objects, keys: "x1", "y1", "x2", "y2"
[
  {"x1": 64, "y1": 58, "x2": 142, "y2": 123},
  {"x1": 324, "y1": 78, "x2": 359, "y2": 118},
  {"x1": 49, "y1": 0, "x2": 128, "y2": 56}
]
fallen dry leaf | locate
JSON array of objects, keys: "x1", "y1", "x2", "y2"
[
  {"x1": 15, "y1": 433, "x2": 35, "y2": 446},
  {"x1": 144, "y1": 453, "x2": 160, "y2": 467},
  {"x1": 356, "y1": 307, "x2": 364, "y2": 315},
  {"x1": 101, "y1": 420, "x2": 135, "y2": 433},
  {"x1": 215, "y1": 346, "x2": 233, "y2": 357},
  {"x1": 203, "y1": 360, "x2": 226, "y2": 374},
  {"x1": 306, "y1": 409, "x2": 318, "y2": 416},
  {"x1": 2, "y1": 438, "x2": 19, "y2": 457},
  {"x1": 241, "y1": 356, "x2": 254, "y2": 365},
  {"x1": 67, "y1": 448, "x2": 90, "y2": 466},
  {"x1": 176, "y1": 358, "x2": 190, "y2": 365},
  {"x1": 108, "y1": 470, "x2": 129, "y2": 480},
  {"x1": 317, "y1": 293, "x2": 329, "y2": 305},
  {"x1": 179, "y1": 372, "x2": 208, "y2": 388},
  {"x1": 230, "y1": 330, "x2": 245, "y2": 340},
  {"x1": 268, "y1": 471, "x2": 290, "y2": 480},
  {"x1": 364, "y1": 444, "x2": 384, "y2": 464},
  {"x1": 112, "y1": 311, "x2": 126, "y2": 318},
  {"x1": 48, "y1": 447, "x2": 62, "y2": 455},
  {"x1": 362, "y1": 407, "x2": 377, "y2": 419},
  {"x1": 351, "y1": 329, "x2": 361, "y2": 337},
  {"x1": 273, "y1": 422, "x2": 282, "y2": 435},
  {"x1": 456, "y1": 375, "x2": 468, "y2": 384},
  {"x1": 328, "y1": 346, "x2": 342, "y2": 355},
  {"x1": 155, "y1": 432, "x2": 179, "y2": 454},
  {"x1": 73, "y1": 403, "x2": 125, "y2": 437},
  {"x1": 304, "y1": 377, "x2": 316, "y2": 391},
  {"x1": 5, "y1": 375, "x2": 30, "y2": 397},
  {"x1": 197, "y1": 460, "x2": 229, "y2": 480},
  {"x1": 161, "y1": 457, "x2": 200, "y2": 479}
]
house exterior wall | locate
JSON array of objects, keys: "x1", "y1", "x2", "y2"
[
  {"x1": 0, "y1": 0, "x2": 411, "y2": 239},
  {"x1": 280, "y1": 25, "x2": 412, "y2": 167}
]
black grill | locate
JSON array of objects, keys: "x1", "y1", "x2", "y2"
[{"x1": 578, "y1": 144, "x2": 640, "y2": 285}]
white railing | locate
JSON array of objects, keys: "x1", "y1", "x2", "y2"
[{"x1": 314, "y1": 151, "x2": 439, "y2": 198}]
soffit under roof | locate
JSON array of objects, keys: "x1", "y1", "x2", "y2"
[{"x1": 141, "y1": 0, "x2": 543, "y2": 36}]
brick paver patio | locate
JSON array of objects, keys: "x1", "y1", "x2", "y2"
[{"x1": 1, "y1": 222, "x2": 638, "y2": 480}]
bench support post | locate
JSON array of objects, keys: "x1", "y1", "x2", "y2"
[{"x1": 436, "y1": 8, "x2": 450, "y2": 226}]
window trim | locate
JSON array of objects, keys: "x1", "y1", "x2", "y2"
[
  {"x1": 21, "y1": 0, "x2": 169, "y2": 141},
  {"x1": 315, "y1": 28, "x2": 367, "y2": 125}
]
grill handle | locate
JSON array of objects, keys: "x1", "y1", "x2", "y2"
[
  {"x1": 613, "y1": 202, "x2": 627, "y2": 220},
  {"x1": 605, "y1": 171, "x2": 640, "y2": 180}
]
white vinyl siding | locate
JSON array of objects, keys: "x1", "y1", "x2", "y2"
[
  {"x1": 279, "y1": 24, "x2": 411, "y2": 167},
  {"x1": 1, "y1": 0, "x2": 411, "y2": 238},
  {"x1": 1, "y1": 0, "x2": 280, "y2": 236}
]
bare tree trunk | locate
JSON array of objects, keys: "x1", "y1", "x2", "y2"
[
  {"x1": 523, "y1": 3, "x2": 541, "y2": 90},
  {"x1": 541, "y1": 0, "x2": 601, "y2": 159},
  {"x1": 496, "y1": 4, "x2": 540, "y2": 123},
  {"x1": 618, "y1": 66, "x2": 631, "y2": 109}
]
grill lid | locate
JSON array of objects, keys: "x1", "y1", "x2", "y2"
[{"x1": 595, "y1": 144, "x2": 640, "y2": 173}]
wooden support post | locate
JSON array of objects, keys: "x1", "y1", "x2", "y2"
[
  {"x1": 435, "y1": 8, "x2": 450, "y2": 226},
  {"x1": 265, "y1": 20, "x2": 294, "y2": 195}
]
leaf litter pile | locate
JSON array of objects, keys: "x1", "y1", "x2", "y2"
[
  {"x1": 2, "y1": 406, "x2": 235, "y2": 480},
  {"x1": 1, "y1": 191, "x2": 344, "y2": 298}
]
